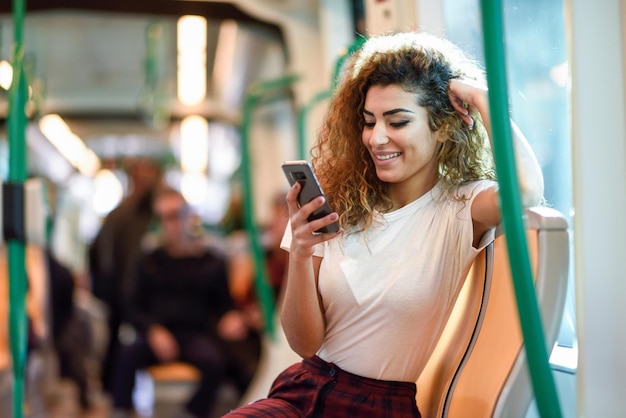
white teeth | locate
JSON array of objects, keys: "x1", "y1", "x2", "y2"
[{"x1": 377, "y1": 152, "x2": 401, "y2": 161}]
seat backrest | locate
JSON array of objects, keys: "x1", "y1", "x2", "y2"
[
  {"x1": 417, "y1": 207, "x2": 569, "y2": 418},
  {"x1": 416, "y1": 233, "x2": 494, "y2": 418}
]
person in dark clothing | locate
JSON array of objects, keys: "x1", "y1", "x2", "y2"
[
  {"x1": 47, "y1": 250, "x2": 92, "y2": 410},
  {"x1": 88, "y1": 157, "x2": 162, "y2": 394},
  {"x1": 110, "y1": 188, "x2": 256, "y2": 418}
]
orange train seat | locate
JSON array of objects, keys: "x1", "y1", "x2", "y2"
[{"x1": 416, "y1": 206, "x2": 570, "y2": 418}]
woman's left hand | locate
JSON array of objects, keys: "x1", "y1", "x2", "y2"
[{"x1": 448, "y1": 78, "x2": 489, "y2": 130}]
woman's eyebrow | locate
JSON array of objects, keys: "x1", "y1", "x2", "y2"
[{"x1": 363, "y1": 108, "x2": 415, "y2": 116}]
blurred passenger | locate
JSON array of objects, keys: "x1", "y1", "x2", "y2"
[
  {"x1": 88, "y1": 157, "x2": 163, "y2": 394},
  {"x1": 223, "y1": 190, "x2": 289, "y2": 318},
  {"x1": 110, "y1": 188, "x2": 254, "y2": 418},
  {"x1": 263, "y1": 192, "x2": 290, "y2": 302},
  {"x1": 47, "y1": 249, "x2": 92, "y2": 410},
  {"x1": 222, "y1": 191, "x2": 295, "y2": 407}
]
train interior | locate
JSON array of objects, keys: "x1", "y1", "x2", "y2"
[{"x1": 1, "y1": 0, "x2": 625, "y2": 417}]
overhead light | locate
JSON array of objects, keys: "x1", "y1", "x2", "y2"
[
  {"x1": 0, "y1": 60, "x2": 13, "y2": 90},
  {"x1": 180, "y1": 172, "x2": 208, "y2": 206},
  {"x1": 92, "y1": 168, "x2": 124, "y2": 216},
  {"x1": 177, "y1": 15, "x2": 207, "y2": 106},
  {"x1": 38, "y1": 114, "x2": 101, "y2": 176},
  {"x1": 180, "y1": 115, "x2": 209, "y2": 173}
]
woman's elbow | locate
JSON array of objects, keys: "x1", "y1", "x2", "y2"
[
  {"x1": 288, "y1": 342, "x2": 319, "y2": 359},
  {"x1": 283, "y1": 331, "x2": 322, "y2": 359},
  {"x1": 520, "y1": 171, "x2": 544, "y2": 208},
  {"x1": 280, "y1": 314, "x2": 323, "y2": 358}
]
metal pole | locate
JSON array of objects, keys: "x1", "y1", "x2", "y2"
[
  {"x1": 480, "y1": 1, "x2": 562, "y2": 416},
  {"x1": 7, "y1": 0, "x2": 28, "y2": 417},
  {"x1": 240, "y1": 74, "x2": 298, "y2": 338}
]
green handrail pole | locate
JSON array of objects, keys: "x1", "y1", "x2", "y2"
[
  {"x1": 240, "y1": 94, "x2": 275, "y2": 338},
  {"x1": 296, "y1": 37, "x2": 366, "y2": 161},
  {"x1": 480, "y1": 1, "x2": 562, "y2": 417},
  {"x1": 7, "y1": 0, "x2": 28, "y2": 417},
  {"x1": 240, "y1": 75, "x2": 299, "y2": 339}
]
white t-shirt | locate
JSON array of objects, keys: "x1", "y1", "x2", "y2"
[{"x1": 281, "y1": 180, "x2": 496, "y2": 382}]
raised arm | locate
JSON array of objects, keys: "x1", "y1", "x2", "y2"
[{"x1": 448, "y1": 78, "x2": 544, "y2": 229}]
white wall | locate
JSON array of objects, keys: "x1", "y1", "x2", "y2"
[{"x1": 568, "y1": 0, "x2": 626, "y2": 416}]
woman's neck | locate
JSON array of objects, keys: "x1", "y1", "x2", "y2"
[{"x1": 387, "y1": 174, "x2": 439, "y2": 211}]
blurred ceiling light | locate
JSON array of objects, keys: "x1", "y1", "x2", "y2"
[
  {"x1": 177, "y1": 15, "x2": 207, "y2": 106},
  {"x1": 92, "y1": 168, "x2": 124, "y2": 216},
  {"x1": 180, "y1": 115, "x2": 209, "y2": 173},
  {"x1": 39, "y1": 114, "x2": 101, "y2": 177},
  {"x1": 196, "y1": 177, "x2": 231, "y2": 224},
  {"x1": 180, "y1": 172, "x2": 209, "y2": 206},
  {"x1": 0, "y1": 60, "x2": 13, "y2": 90},
  {"x1": 207, "y1": 122, "x2": 239, "y2": 179}
]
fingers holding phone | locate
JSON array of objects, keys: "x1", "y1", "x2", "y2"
[
  {"x1": 282, "y1": 162, "x2": 342, "y2": 257},
  {"x1": 282, "y1": 160, "x2": 341, "y2": 235},
  {"x1": 287, "y1": 182, "x2": 340, "y2": 233}
]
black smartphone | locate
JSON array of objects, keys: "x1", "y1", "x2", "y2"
[{"x1": 281, "y1": 160, "x2": 340, "y2": 234}]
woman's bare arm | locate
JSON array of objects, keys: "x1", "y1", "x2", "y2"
[
  {"x1": 448, "y1": 78, "x2": 544, "y2": 231},
  {"x1": 279, "y1": 182, "x2": 342, "y2": 358}
]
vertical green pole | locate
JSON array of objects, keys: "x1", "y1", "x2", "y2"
[
  {"x1": 480, "y1": 1, "x2": 562, "y2": 417},
  {"x1": 145, "y1": 21, "x2": 159, "y2": 88},
  {"x1": 240, "y1": 93, "x2": 276, "y2": 338},
  {"x1": 240, "y1": 75, "x2": 298, "y2": 338},
  {"x1": 140, "y1": 21, "x2": 168, "y2": 129},
  {"x1": 7, "y1": 0, "x2": 28, "y2": 417}
]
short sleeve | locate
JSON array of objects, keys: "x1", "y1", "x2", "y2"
[
  {"x1": 459, "y1": 180, "x2": 498, "y2": 251},
  {"x1": 280, "y1": 221, "x2": 325, "y2": 257}
]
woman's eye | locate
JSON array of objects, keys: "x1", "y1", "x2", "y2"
[
  {"x1": 390, "y1": 120, "x2": 409, "y2": 128},
  {"x1": 363, "y1": 121, "x2": 375, "y2": 128}
]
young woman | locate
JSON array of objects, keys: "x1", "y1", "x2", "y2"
[{"x1": 225, "y1": 31, "x2": 543, "y2": 418}]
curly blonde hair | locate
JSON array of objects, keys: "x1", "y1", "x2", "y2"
[{"x1": 311, "y1": 32, "x2": 495, "y2": 231}]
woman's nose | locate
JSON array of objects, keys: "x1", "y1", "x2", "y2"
[{"x1": 369, "y1": 123, "x2": 389, "y2": 146}]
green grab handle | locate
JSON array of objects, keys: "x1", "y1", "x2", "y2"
[
  {"x1": 8, "y1": 0, "x2": 28, "y2": 417},
  {"x1": 480, "y1": 1, "x2": 563, "y2": 417},
  {"x1": 240, "y1": 74, "x2": 299, "y2": 339}
]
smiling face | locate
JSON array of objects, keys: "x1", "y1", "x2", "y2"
[{"x1": 362, "y1": 84, "x2": 442, "y2": 206}]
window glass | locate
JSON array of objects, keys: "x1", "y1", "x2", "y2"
[{"x1": 443, "y1": 0, "x2": 576, "y2": 349}]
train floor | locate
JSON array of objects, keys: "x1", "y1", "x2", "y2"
[{"x1": 46, "y1": 379, "x2": 110, "y2": 418}]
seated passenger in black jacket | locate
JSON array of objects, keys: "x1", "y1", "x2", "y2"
[{"x1": 111, "y1": 187, "x2": 259, "y2": 418}]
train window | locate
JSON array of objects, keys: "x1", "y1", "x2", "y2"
[{"x1": 443, "y1": 0, "x2": 576, "y2": 356}]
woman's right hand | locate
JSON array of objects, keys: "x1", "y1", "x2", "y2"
[{"x1": 285, "y1": 182, "x2": 342, "y2": 259}]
